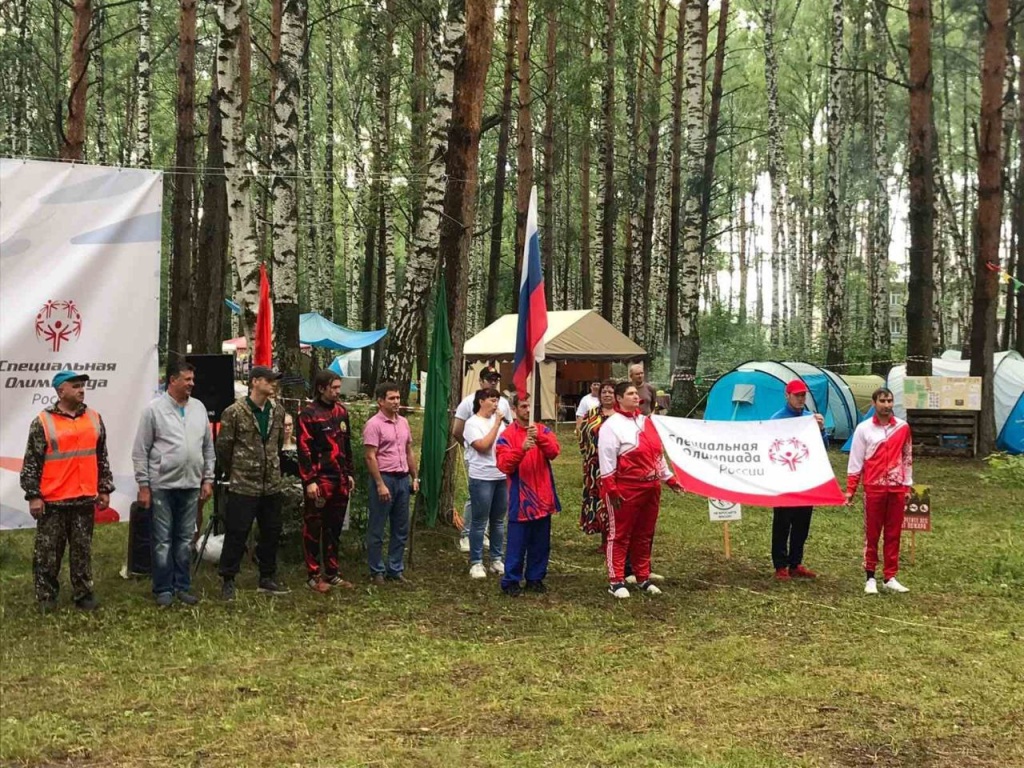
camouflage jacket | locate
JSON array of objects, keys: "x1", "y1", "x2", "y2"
[
  {"x1": 21, "y1": 403, "x2": 115, "y2": 508},
  {"x1": 216, "y1": 397, "x2": 286, "y2": 496}
]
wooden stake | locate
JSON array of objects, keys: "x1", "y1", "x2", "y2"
[
  {"x1": 723, "y1": 521, "x2": 732, "y2": 559},
  {"x1": 910, "y1": 530, "x2": 916, "y2": 565}
]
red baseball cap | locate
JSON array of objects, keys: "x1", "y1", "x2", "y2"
[{"x1": 785, "y1": 379, "x2": 809, "y2": 395}]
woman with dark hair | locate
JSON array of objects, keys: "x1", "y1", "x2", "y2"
[
  {"x1": 579, "y1": 379, "x2": 617, "y2": 547},
  {"x1": 462, "y1": 388, "x2": 507, "y2": 579},
  {"x1": 598, "y1": 381, "x2": 683, "y2": 599}
]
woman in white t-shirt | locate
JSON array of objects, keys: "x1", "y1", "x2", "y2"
[{"x1": 463, "y1": 388, "x2": 507, "y2": 579}]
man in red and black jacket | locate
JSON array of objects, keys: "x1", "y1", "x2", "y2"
[
  {"x1": 297, "y1": 370, "x2": 356, "y2": 592},
  {"x1": 495, "y1": 393, "x2": 561, "y2": 596}
]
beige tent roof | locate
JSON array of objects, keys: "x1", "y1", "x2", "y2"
[{"x1": 464, "y1": 310, "x2": 646, "y2": 362}]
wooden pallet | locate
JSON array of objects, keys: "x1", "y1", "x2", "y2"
[{"x1": 907, "y1": 409, "x2": 979, "y2": 458}]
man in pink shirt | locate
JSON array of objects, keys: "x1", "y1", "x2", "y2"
[{"x1": 364, "y1": 381, "x2": 419, "y2": 585}]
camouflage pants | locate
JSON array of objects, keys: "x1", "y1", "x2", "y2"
[{"x1": 33, "y1": 502, "x2": 95, "y2": 602}]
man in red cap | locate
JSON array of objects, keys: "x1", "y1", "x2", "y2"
[{"x1": 769, "y1": 379, "x2": 825, "y2": 581}]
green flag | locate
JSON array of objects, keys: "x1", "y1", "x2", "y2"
[{"x1": 420, "y1": 280, "x2": 453, "y2": 527}]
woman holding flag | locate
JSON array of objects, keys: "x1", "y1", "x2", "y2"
[{"x1": 598, "y1": 382, "x2": 684, "y2": 598}]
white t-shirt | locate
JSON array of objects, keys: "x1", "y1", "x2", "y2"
[
  {"x1": 463, "y1": 414, "x2": 506, "y2": 481},
  {"x1": 576, "y1": 393, "x2": 600, "y2": 419},
  {"x1": 455, "y1": 392, "x2": 512, "y2": 423}
]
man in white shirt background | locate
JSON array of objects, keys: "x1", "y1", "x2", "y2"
[{"x1": 574, "y1": 380, "x2": 602, "y2": 434}]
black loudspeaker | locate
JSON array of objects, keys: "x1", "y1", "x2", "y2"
[
  {"x1": 127, "y1": 502, "x2": 152, "y2": 576},
  {"x1": 186, "y1": 354, "x2": 236, "y2": 422}
]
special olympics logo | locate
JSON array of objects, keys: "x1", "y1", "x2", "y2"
[
  {"x1": 768, "y1": 438, "x2": 809, "y2": 471},
  {"x1": 35, "y1": 300, "x2": 83, "y2": 352}
]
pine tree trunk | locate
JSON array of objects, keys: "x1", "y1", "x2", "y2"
[
  {"x1": 542, "y1": 4, "x2": 557, "y2": 308},
  {"x1": 440, "y1": 0, "x2": 497, "y2": 530},
  {"x1": 600, "y1": 0, "x2": 617, "y2": 322},
  {"x1": 869, "y1": 0, "x2": 892, "y2": 375},
  {"x1": 823, "y1": 0, "x2": 845, "y2": 366},
  {"x1": 670, "y1": 0, "x2": 705, "y2": 416},
  {"x1": 60, "y1": 0, "x2": 92, "y2": 161},
  {"x1": 192, "y1": 78, "x2": 229, "y2": 354},
  {"x1": 970, "y1": 0, "x2": 1009, "y2": 454},
  {"x1": 135, "y1": 0, "x2": 152, "y2": 166},
  {"x1": 738, "y1": 191, "x2": 748, "y2": 324},
  {"x1": 486, "y1": 0, "x2": 517, "y2": 324},
  {"x1": 321, "y1": 0, "x2": 337, "y2": 319},
  {"x1": 218, "y1": 0, "x2": 259, "y2": 339},
  {"x1": 998, "y1": 27, "x2": 1017, "y2": 352},
  {"x1": 168, "y1": 0, "x2": 198, "y2": 359},
  {"x1": 513, "y1": 0, "x2": 535, "y2": 298},
  {"x1": 906, "y1": 0, "x2": 935, "y2": 375},
  {"x1": 379, "y1": 0, "x2": 461, "y2": 386},
  {"x1": 667, "y1": 1, "x2": 685, "y2": 367}
]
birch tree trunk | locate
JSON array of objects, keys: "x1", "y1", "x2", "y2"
[
  {"x1": 823, "y1": 0, "x2": 845, "y2": 365},
  {"x1": 135, "y1": 0, "x2": 152, "y2": 167},
  {"x1": 1016, "y1": 34, "x2": 1024, "y2": 355},
  {"x1": 301, "y1": 33, "x2": 318, "y2": 314},
  {"x1": 542, "y1": 4, "x2": 558, "y2": 308},
  {"x1": 869, "y1": 0, "x2": 892, "y2": 375},
  {"x1": 763, "y1": 0, "x2": 785, "y2": 347},
  {"x1": 218, "y1": 0, "x2": 259, "y2": 339},
  {"x1": 60, "y1": 0, "x2": 92, "y2": 161},
  {"x1": 168, "y1": 0, "x2": 198, "y2": 358},
  {"x1": 906, "y1": 0, "x2": 935, "y2": 375},
  {"x1": 667, "y1": 1, "x2": 685, "y2": 366},
  {"x1": 486, "y1": 0, "x2": 517, "y2": 324},
  {"x1": 579, "y1": 1, "x2": 595, "y2": 309},
  {"x1": 379, "y1": 0, "x2": 461, "y2": 385},
  {"x1": 11, "y1": 0, "x2": 30, "y2": 156},
  {"x1": 321, "y1": 0, "x2": 337, "y2": 319},
  {"x1": 93, "y1": 5, "x2": 108, "y2": 163},
  {"x1": 600, "y1": 0, "x2": 617, "y2": 322},
  {"x1": 670, "y1": 0, "x2": 706, "y2": 416},
  {"x1": 738, "y1": 191, "x2": 748, "y2": 324},
  {"x1": 970, "y1": 0, "x2": 1009, "y2": 453}
]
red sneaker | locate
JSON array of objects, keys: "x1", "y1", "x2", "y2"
[
  {"x1": 789, "y1": 565, "x2": 818, "y2": 579},
  {"x1": 774, "y1": 567, "x2": 791, "y2": 581}
]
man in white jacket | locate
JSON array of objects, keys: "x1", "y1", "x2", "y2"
[{"x1": 133, "y1": 359, "x2": 215, "y2": 606}]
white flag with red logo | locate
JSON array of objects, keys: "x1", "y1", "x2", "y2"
[{"x1": 652, "y1": 415, "x2": 846, "y2": 506}]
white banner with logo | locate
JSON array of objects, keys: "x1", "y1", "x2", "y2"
[
  {"x1": 652, "y1": 415, "x2": 846, "y2": 507},
  {"x1": 0, "y1": 159, "x2": 162, "y2": 529}
]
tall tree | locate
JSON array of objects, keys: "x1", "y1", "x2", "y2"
[
  {"x1": 868, "y1": 0, "x2": 892, "y2": 375},
  {"x1": 599, "y1": 0, "x2": 617, "y2": 321},
  {"x1": 542, "y1": 2, "x2": 558, "y2": 307},
  {"x1": 970, "y1": 0, "x2": 1009, "y2": 453},
  {"x1": 579, "y1": 0, "x2": 595, "y2": 309},
  {"x1": 486, "y1": 0, "x2": 517, "y2": 324},
  {"x1": 667, "y1": 0, "x2": 685, "y2": 367},
  {"x1": 823, "y1": 0, "x2": 845, "y2": 366},
  {"x1": 93, "y1": 5, "x2": 108, "y2": 163},
  {"x1": 321, "y1": 0, "x2": 337, "y2": 319},
  {"x1": 763, "y1": 0, "x2": 785, "y2": 347},
  {"x1": 514, "y1": 0, "x2": 535, "y2": 295},
  {"x1": 167, "y1": 0, "x2": 198, "y2": 358},
  {"x1": 135, "y1": 0, "x2": 152, "y2": 166},
  {"x1": 906, "y1": 0, "x2": 935, "y2": 375},
  {"x1": 60, "y1": 0, "x2": 92, "y2": 161},
  {"x1": 1016, "y1": 27, "x2": 1024, "y2": 356},
  {"x1": 670, "y1": 0, "x2": 705, "y2": 416}
]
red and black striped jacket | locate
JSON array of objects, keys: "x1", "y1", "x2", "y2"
[{"x1": 297, "y1": 399, "x2": 354, "y2": 488}]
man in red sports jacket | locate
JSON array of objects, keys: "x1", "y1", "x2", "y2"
[{"x1": 495, "y1": 393, "x2": 560, "y2": 596}]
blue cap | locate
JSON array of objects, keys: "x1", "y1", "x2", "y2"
[{"x1": 53, "y1": 370, "x2": 89, "y2": 390}]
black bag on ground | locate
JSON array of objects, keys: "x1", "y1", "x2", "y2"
[{"x1": 127, "y1": 502, "x2": 152, "y2": 576}]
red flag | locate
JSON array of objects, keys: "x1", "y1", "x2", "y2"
[{"x1": 253, "y1": 263, "x2": 273, "y2": 366}]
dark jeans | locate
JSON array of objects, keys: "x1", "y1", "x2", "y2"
[
  {"x1": 771, "y1": 506, "x2": 813, "y2": 569},
  {"x1": 219, "y1": 492, "x2": 283, "y2": 581},
  {"x1": 366, "y1": 473, "x2": 411, "y2": 576}
]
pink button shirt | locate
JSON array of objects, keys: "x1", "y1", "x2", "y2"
[{"x1": 363, "y1": 410, "x2": 412, "y2": 473}]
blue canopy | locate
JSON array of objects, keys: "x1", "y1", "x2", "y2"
[{"x1": 300, "y1": 312, "x2": 386, "y2": 351}]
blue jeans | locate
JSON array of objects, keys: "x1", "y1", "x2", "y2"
[
  {"x1": 151, "y1": 488, "x2": 199, "y2": 595},
  {"x1": 468, "y1": 478, "x2": 506, "y2": 565},
  {"x1": 367, "y1": 473, "x2": 411, "y2": 576}
]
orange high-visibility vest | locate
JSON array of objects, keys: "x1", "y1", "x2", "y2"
[{"x1": 38, "y1": 409, "x2": 102, "y2": 502}]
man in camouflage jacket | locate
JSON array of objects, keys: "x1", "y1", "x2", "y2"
[
  {"x1": 214, "y1": 366, "x2": 289, "y2": 599},
  {"x1": 21, "y1": 371, "x2": 114, "y2": 612}
]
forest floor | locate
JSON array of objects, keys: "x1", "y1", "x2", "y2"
[{"x1": 1, "y1": 435, "x2": 1022, "y2": 768}]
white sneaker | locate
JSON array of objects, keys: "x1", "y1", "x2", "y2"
[
  {"x1": 638, "y1": 580, "x2": 662, "y2": 595},
  {"x1": 489, "y1": 559, "x2": 504, "y2": 575},
  {"x1": 469, "y1": 563, "x2": 486, "y2": 579},
  {"x1": 608, "y1": 584, "x2": 630, "y2": 599},
  {"x1": 648, "y1": 572, "x2": 665, "y2": 583},
  {"x1": 884, "y1": 577, "x2": 909, "y2": 593},
  {"x1": 864, "y1": 578, "x2": 879, "y2": 595},
  {"x1": 458, "y1": 535, "x2": 470, "y2": 553},
  {"x1": 625, "y1": 575, "x2": 637, "y2": 585}
]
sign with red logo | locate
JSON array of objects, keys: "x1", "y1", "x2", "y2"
[{"x1": 35, "y1": 300, "x2": 83, "y2": 352}]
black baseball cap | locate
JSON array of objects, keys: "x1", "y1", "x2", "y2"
[
  {"x1": 480, "y1": 366, "x2": 501, "y2": 382},
  {"x1": 249, "y1": 365, "x2": 283, "y2": 382}
]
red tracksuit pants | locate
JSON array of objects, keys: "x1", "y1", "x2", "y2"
[
  {"x1": 605, "y1": 482, "x2": 661, "y2": 584},
  {"x1": 303, "y1": 479, "x2": 349, "y2": 578},
  {"x1": 864, "y1": 487, "x2": 905, "y2": 581}
]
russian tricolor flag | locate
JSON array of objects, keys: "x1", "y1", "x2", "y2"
[{"x1": 513, "y1": 187, "x2": 548, "y2": 401}]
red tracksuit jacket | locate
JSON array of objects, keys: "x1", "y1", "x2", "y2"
[{"x1": 495, "y1": 421, "x2": 561, "y2": 522}]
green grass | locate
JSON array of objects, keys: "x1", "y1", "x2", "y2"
[{"x1": 1, "y1": 426, "x2": 1022, "y2": 767}]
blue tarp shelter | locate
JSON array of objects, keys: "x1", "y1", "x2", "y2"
[
  {"x1": 704, "y1": 360, "x2": 860, "y2": 441},
  {"x1": 299, "y1": 312, "x2": 386, "y2": 351}
]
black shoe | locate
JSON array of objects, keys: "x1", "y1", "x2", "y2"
[
  {"x1": 176, "y1": 591, "x2": 200, "y2": 606},
  {"x1": 502, "y1": 584, "x2": 523, "y2": 597},
  {"x1": 38, "y1": 599, "x2": 58, "y2": 615},
  {"x1": 385, "y1": 572, "x2": 408, "y2": 583},
  {"x1": 257, "y1": 578, "x2": 291, "y2": 595},
  {"x1": 525, "y1": 580, "x2": 547, "y2": 594},
  {"x1": 74, "y1": 594, "x2": 99, "y2": 611},
  {"x1": 221, "y1": 580, "x2": 236, "y2": 602}
]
